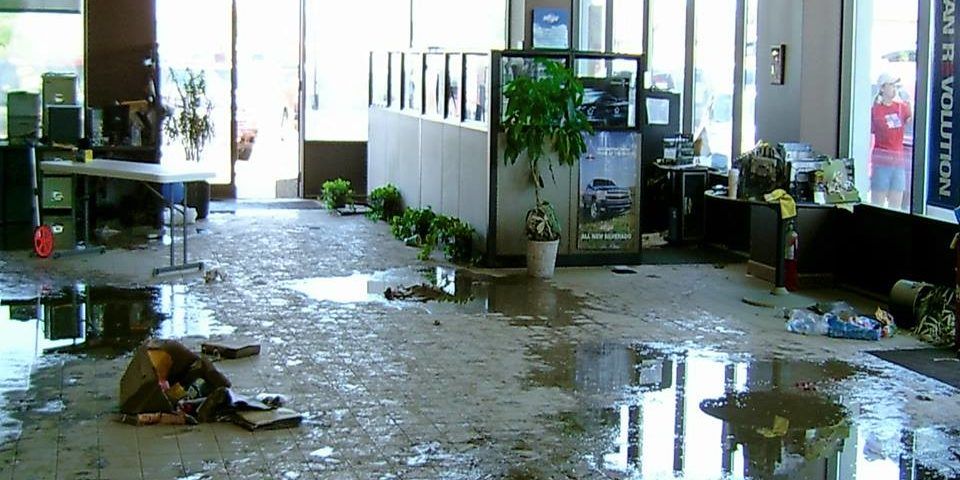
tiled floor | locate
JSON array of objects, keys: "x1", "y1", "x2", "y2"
[{"x1": 0, "y1": 207, "x2": 958, "y2": 479}]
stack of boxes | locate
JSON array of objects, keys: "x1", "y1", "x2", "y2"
[
  {"x1": 7, "y1": 91, "x2": 42, "y2": 145},
  {"x1": 42, "y1": 72, "x2": 82, "y2": 145}
]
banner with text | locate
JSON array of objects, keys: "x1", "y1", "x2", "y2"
[
  {"x1": 577, "y1": 132, "x2": 639, "y2": 252},
  {"x1": 929, "y1": 0, "x2": 960, "y2": 209}
]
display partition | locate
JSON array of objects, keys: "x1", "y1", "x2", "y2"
[
  {"x1": 366, "y1": 49, "x2": 647, "y2": 267},
  {"x1": 367, "y1": 49, "x2": 494, "y2": 260},
  {"x1": 488, "y1": 50, "x2": 646, "y2": 266}
]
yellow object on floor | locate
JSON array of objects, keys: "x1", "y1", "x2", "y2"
[{"x1": 764, "y1": 188, "x2": 797, "y2": 219}]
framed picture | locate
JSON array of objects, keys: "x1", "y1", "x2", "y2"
[
  {"x1": 446, "y1": 54, "x2": 462, "y2": 121},
  {"x1": 403, "y1": 52, "x2": 422, "y2": 113},
  {"x1": 370, "y1": 52, "x2": 388, "y2": 107},
  {"x1": 424, "y1": 53, "x2": 445, "y2": 118},
  {"x1": 389, "y1": 52, "x2": 402, "y2": 109},
  {"x1": 464, "y1": 54, "x2": 488, "y2": 124},
  {"x1": 532, "y1": 8, "x2": 570, "y2": 49}
]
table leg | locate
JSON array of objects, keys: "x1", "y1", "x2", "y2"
[
  {"x1": 182, "y1": 182, "x2": 187, "y2": 265},
  {"x1": 169, "y1": 200, "x2": 175, "y2": 267},
  {"x1": 151, "y1": 181, "x2": 203, "y2": 277},
  {"x1": 771, "y1": 213, "x2": 789, "y2": 295},
  {"x1": 52, "y1": 174, "x2": 105, "y2": 258}
]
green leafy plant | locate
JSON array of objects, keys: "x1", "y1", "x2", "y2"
[
  {"x1": 164, "y1": 68, "x2": 215, "y2": 161},
  {"x1": 321, "y1": 178, "x2": 353, "y2": 209},
  {"x1": 420, "y1": 215, "x2": 476, "y2": 263},
  {"x1": 367, "y1": 184, "x2": 403, "y2": 221},
  {"x1": 501, "y1": 58, "x2": 594, "y2": 241},
  {"x1": 390, "y1": 207, "x2": 477, "y2": 263},
  {"x1": 390, "y1": 207, "x2": 436, "y2": 245}
]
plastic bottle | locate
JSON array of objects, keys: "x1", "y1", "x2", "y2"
[{"x1": 786, "y1": 309, "x2": 828, "y2": 335}]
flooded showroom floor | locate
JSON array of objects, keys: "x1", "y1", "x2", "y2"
[{"x1": 0, "y1": 204, "x2": 958, "y2": 479}]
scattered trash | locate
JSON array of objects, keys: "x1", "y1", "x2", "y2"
[
  {"x1": 231, "y1": 408, "x2": 303, "y2": 431},
  {"x1": 334, "y1": 204, "x2": 372, "y2": 216},
  {"x1": 433, "y1": 319, "x2": 441, "y2": 326},
  {"x1": 917, "y1": 394, "x2": 934, "y2": 402},
  {"x1": 786, "y1": 309, "x2": 829, "y2": 336},
  {"x1": 118, "y1": 339, "x2": 299, "y2": 431},
  {"x1": 255, "y1": 393, "x2": 288, "y2": 408},
  {"x1": 94, "y1": 226, "x2": 121, "y2": 241},
  {"x1": 201, "y1": 340, "x2": 260, "y2": 359},
  {"x1": 309, "y1": 447, "x2": 335, "y2": 459},
  {"x1": 163, "y1": 206, "x2": 198, "y2": 226},
  {"x1": 120, "y1": 411, "x2": 197, "y2": 426},
  {"x1": 785, "y1": 305, "x2": 895, "y2": 340},
  {"x1": 203, "y1": 265, "x2": 227, "y2": 283},
  {"x1": 384, "y1": 284, "x2": 448, "y2": 302}
]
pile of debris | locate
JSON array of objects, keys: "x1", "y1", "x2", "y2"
[
  {"x1": 118, "y1": 339, "x2": 301, "y2": 431},
  {"x1": 785, "y1": 301, "x2": 896, "y2": 341}
]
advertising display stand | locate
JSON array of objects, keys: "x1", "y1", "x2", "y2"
[{"x1": 489, "y1": 50, "x2": 646, "y2": 267}]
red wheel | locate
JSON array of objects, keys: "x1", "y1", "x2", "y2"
[{"x1": 33, "y1": 225, "x2": 54, "y2": 258}]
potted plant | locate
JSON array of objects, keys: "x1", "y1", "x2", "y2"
[
  {"x1": 502, "y1": 58, "x2": 594, "y2": 277},
  {"x1": 164, "y1": 68, "x2": 215, "y2": 219}
]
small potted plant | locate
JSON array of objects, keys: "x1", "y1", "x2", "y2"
[
  {"x1": 164, "y1": 68, "x2": 214, "y2": 219},
  {"x1": 502, "y1": 58, "x2": 593, "y2": 277}
]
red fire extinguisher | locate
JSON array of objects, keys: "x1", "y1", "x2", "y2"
[{"x1": 784, "y1": 221, "x2": 799, "y2": 291}]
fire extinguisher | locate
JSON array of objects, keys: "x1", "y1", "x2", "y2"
[{"x1": 784, "y1": 220, "x2": 799, "y2": 291}]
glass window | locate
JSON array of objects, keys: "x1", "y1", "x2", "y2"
[
  {"x1": 612, "y1": 0, "x2": 643, "y2": 54},
  {"x1": 403, "y1": 53, "x2": 422, "y2": 113},
  {"x1": 446, "y1": 54, "x2": 461, "y2": 120},
  {"x1": 692, "y1": 0, "x2": 736, "y2": 170},
  {"x1": 412, "y1": 0, "x2": 505, "y2": 51},
  {"x1": 849, "y1": 0, "x2": 917, "y2": 212},
  {"x1": 158, "y1": 0, "x2": 231, "y2": 183},
  {"x1": 647, "y1": 0, "x2": 685, "y2": 117},
  {"x1": 741, "y1": 0, "x2": 758, "y2": 153},
  {"x1": 578, "y1": 0, "x2": 607, "y2": 52},
  {"x1": 0, "y1": 11, "x2": 83, "y2": 139},
  {"x1": 463, "y1": 54, "x2": 488, "y2": 124},
  {"x1": 305, "y1": 0, "x2": 409, "y2": 142},
  {"x1": 424, "y1": 53, "x2": 444, "y2": 118}
]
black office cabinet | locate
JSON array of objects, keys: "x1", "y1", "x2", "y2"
[
  {"x1": 665, "y1": 168, "x2": 708, "y2": 243},
  {"x1": 0, "y1": 145, "x2": 36, "y2": 250}
]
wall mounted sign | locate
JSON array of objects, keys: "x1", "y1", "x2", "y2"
[
  {"x1": 928, "y1": 0, "x2": 959, "y2": 209},
  {"x1": 770, "y1": 44, "x2": 785, "y2": 85},
  {"x1": 532, "y1": 8, "x2": 570, "y2": 50}
]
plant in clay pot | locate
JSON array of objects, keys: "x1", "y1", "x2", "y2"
[{"x1": 501, "y1": 58, "x2": 593, "y2": 277}]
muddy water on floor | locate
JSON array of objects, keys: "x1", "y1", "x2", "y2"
[
  {"x1": 0, "y1": 284, "x2": 231, "y2": 444},
  {"x1": 287, "y1": 267, "x2": 592, "y2": 327},
  {"x1": 529, "y1": 343, "x2": 960, "y2": 480}
]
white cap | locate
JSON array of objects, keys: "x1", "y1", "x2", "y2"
[{"x1": 877, "y1": 73, "x2": 900, "y2": 86}]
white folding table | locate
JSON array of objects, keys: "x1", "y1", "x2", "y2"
[{"x1": 40, "y1": 159, "x2": 216, "y2": 276}]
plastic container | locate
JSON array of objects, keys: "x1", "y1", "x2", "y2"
[{"x1": 786, "y1": 309, "x2": 829, "y2": 335}]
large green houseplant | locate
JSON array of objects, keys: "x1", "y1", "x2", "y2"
[
  {"x1": 502, "y1": 58, "x2": 593, "y2": 277},
  {"x1": 164, "y1": 68, "x2": 215, "y2": 219}
]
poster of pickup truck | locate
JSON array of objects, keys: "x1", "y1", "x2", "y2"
[{"x1": 578, "y1": 131, "x2": 640, "y2": 251}]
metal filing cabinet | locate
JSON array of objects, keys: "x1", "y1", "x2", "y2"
[{"x1": 38, "y1": 148, "x2": 78, "y2": 250}]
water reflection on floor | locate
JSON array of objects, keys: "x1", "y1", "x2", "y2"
[
  {"x1": 288, "y1": 267, "x2": 592, "y2": 327},
  {"x1": 530, "y1": 343, "x2": 960, "y2": 480},
  {"x1": 0, "y1": 284, "x2": 232, "y2": 443}
]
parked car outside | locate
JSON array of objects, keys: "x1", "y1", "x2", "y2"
[{"x1": 581, "y1": 178, "x2": 633, "y2": 220}]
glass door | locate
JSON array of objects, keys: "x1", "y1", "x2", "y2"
[
  {"x1": 234, "y1": 0, "x2": 302, "y2": 199},
  {"x1": 157, "y1": 0, "x2": 232, "y2": 184}
]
